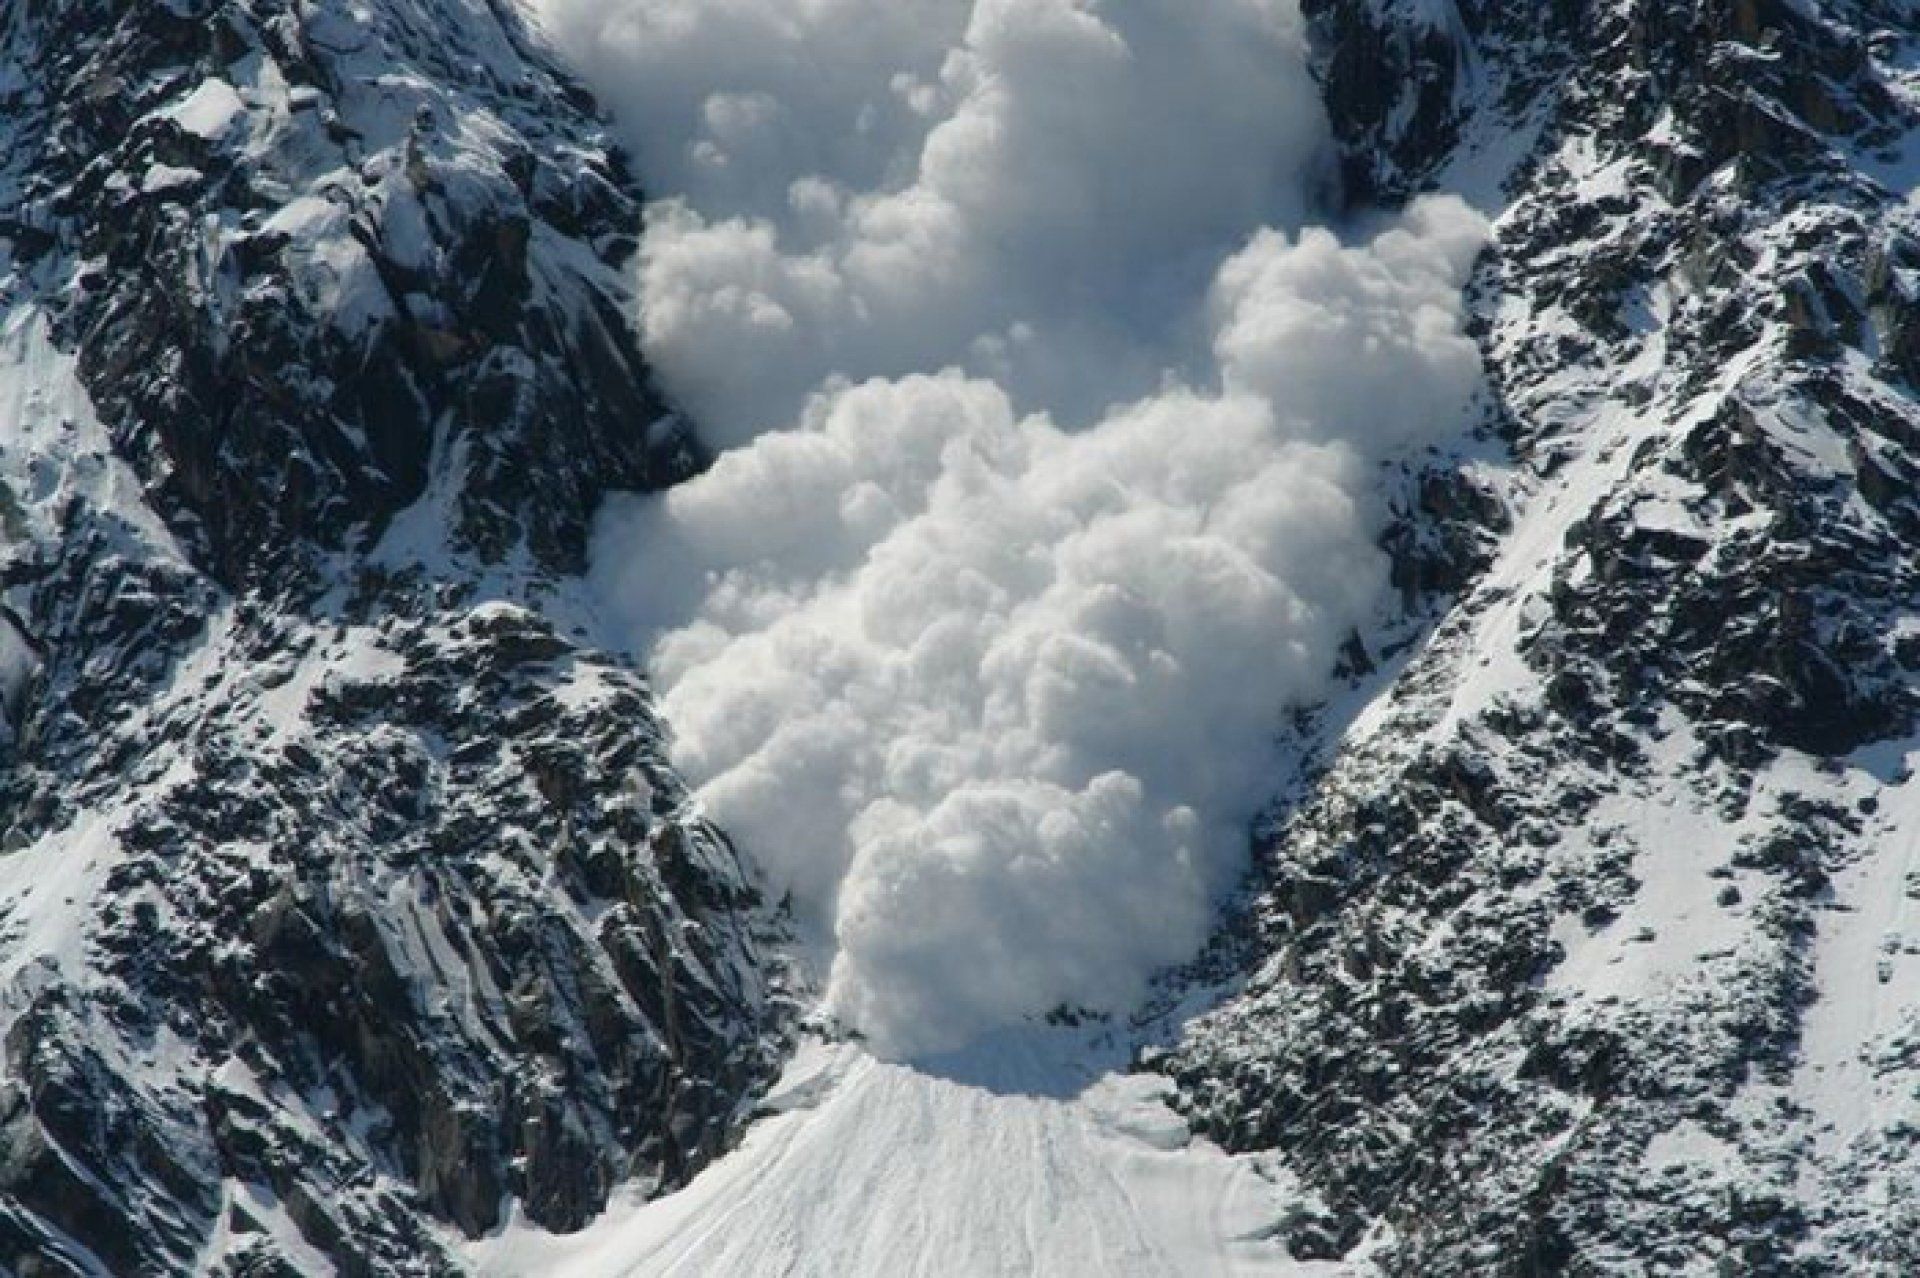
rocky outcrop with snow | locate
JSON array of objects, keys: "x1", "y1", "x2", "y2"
[
  {"x1": 1166, "y1": 1, "x2": 1920, "y2": 1272},
  {"x1": 0, "y1": 2, "x2": 787, "y2": 1272}
]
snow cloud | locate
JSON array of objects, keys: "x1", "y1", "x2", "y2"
[
  {"x1": 533, "y1": 0, "x2": 1489, "y2": 1057},
  {"x1": 533, "y1": 0, "x2": 1329, "y2": 441}
]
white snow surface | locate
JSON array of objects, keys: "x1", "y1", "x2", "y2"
[
  {"x1": 1796, "y1": 744, "x2": 1920, "y2": 1161},
  {"x1": 466, "y1": 1030, "x2": 1360, "y2": 1278},
  {"x1": 161, "y1": 78, "x2": 247, "y2": 139}
]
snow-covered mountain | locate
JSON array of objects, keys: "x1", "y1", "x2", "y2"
[
  {"x1": 1171, "y1": 0, "x2": 1920, "y2": 1271},
  {"x1": 0, "y1": 2, "x2": 788, "y2": 1272},
  {"x1": 3, "y1": 0, "x2": 1920, "y2": 1275}
]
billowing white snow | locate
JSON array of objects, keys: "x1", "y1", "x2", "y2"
[
  {"x1": 465, "y1": 1031, "x2": 1362, "y2": 1278},
  {"x1": 594, "y1": 204, "x2": 1485, "y2": 1057},
  {"x1": 532, "y1": 0, "x2": 1331, "y2": 442},
  {"x1": 532, "y1": 0, "x2": 1490, "y2": 1057}
]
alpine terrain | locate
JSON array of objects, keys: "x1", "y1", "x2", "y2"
[{"x1": 0, "y1": 0, "x2": 1917, "y2": 1276}]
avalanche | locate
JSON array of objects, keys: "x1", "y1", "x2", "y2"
[
  {"x1": 483, "y1": 0, "x2": 1487, "y2": 1269},
  {"x1": 538, "y1": 0, "x2": 1488, "y2": 1059}
]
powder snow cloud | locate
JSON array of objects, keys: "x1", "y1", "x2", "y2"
[
  {"x1": 534, "y1": 0, "x2": 1329, "y2": 442},
  {"x1": 532, "y1": 0, "x2": 1489, "y2": 1057}
]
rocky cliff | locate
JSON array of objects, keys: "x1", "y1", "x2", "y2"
[
  {"x1": 0, "y1": 2, "x2": 787, "y2": 1272},
  {"x1": 1166, "y1": 1, "x2": 1920, "y2": 1273}
]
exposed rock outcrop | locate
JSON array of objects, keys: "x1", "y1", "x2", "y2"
[
  {"x1": 0, "y1": 3, "x2": 786, "y2": 1272},
  {"x1": 1166, "y1": 2, "x2": 1920, "y2": 1272}
]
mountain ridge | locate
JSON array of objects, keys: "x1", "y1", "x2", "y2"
[{"x1": 0, "y1": 2, "x2": 789, "y2": 1272}]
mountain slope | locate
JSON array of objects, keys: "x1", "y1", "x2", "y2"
[
  {"x1": 1167, "y1": 1, "x2": 1920, "y2": 1272},
  {"x1": 465, "y1": 1029, "x2": 1350, "y2": 1278},
  {"x1": 0, "y1": 2, "x2": 787, "y2": 1273}
]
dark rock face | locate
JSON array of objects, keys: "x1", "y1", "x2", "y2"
[
  {"x1": 0, "y1": 591, "x2": 785, "y2": 1274},
  {"x1": 1298, "y1": 0, "x2": 1579, "y2": 207},
  {"x1": 6, "y1": 0, "x2": 700, "y2": 590},
  {"x1": 1166, "y1": 1, "x2": 1920, "y2": 1273},
  {"x1": 0, "y1": 2, "x2": 786, "y2": 1273}
]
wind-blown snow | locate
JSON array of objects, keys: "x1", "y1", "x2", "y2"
[
  {"x1": 534, "y1": 0, "x2": 1330, "y2": 441},
  {"x1": 534, "y1": 0, "x2": 1489, "y2": 1057}
]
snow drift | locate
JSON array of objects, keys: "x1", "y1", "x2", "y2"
[{"x1": 533, "y1": 0, "x2": 1489, "y2": 1057}]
